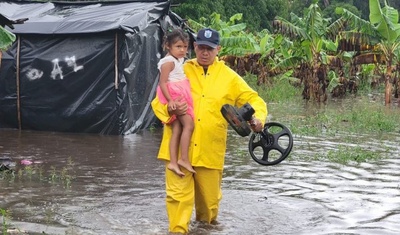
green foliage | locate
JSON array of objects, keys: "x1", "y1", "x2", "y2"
[
  {"x1": 353, "y1": 0, "x2": 370, "y2": 19},
  {"x1": 301, "y1": 0, "x2": 399, "y2": 21},
  {"x1": 289, "y1": 0, "x2": 313, "y2": 17},
  {"x1": 188, "y1": 13, "x2": 265, "y2": 56},
  {"x1": 323, "y1": 3, "x2": 360, "y2": 22},
  {"x1": 369, "y1": 0, "x2": 400, "y2": 43},
  {"x1": 223, "y1": 0, "x2": 288, "y2": 31},
  {"x1": 336, "y1": 0, "x2": 400, "y2": 42},
  {"x1": 1, "y1": 207, "x2": 11, "y2": 234},
  {"x1": 336, "y1": 7, "x2": 378, "y2": 37},
  {"x1": 0, "y1": 26, "x2": 15, "y2": 51},
  {"x1": 172, "y1": 0, "x2": 225, "y2": 23},
  {"x1": 274, "y1": 15, "x2": 308, "y2": 40},
  {"x1": 172, "y1": 0, "x2": 288, "y2": 32},
  {"x1": 327, "y1": 70, "x2": 339, "y2": 92},
  {"x1": 185, "y1": 1, "x2": 400, "y2": 104},
  {"x1": 335, "y1": 0, "x2": 400, "y2": 105},
  {"x1": 357, "y1": 64, "x2": 377, "y2": 92},
  {"x1": 272, "y1": 1, "x2": 341, "y2": 75}
]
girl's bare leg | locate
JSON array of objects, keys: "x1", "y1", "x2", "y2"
[
  {"x1": 168, "y1": 120, "x2": 184, "y2": 177},
  {"x1": 177, "y1": 114, "x2": 196, "y2": 173}
]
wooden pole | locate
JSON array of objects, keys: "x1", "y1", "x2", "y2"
[
  {"x1": 114, "y1": 32, "x2": 118, "y2": 90},
  {"x1": 16, "y1": 35, "x2": 21, "y2": 129}
]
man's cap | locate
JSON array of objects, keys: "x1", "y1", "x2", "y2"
[{"x1": 196, "y1": 28, "x2": 220, "y2": 48}]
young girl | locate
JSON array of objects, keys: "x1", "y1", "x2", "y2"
[{"x1": 156, "y1": 28, "x2": 195, "y2": 177}]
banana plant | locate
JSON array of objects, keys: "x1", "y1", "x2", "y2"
[
  {"x1": 188, "y1": 12, "x2": 282, "y2": 86},
  {"x1": 272, "y1": 0, "x2": 344, "y2": 101},
  {"x1": 188, "y1": 12, "x2": 258, "y2": 56},
  {"x1": 393, "y1": 45, "x2": 400, "y2": 100},
  {"x1": 0, "y1": 26, "x2": 15, "y2": 50},
  {"x1": 0, "y1": 25, "x2": 16, "y2": 68},
  {"x1": 336, "y1": 0, "x2": 400, "y2": 105}
]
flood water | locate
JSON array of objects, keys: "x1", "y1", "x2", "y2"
[{"x1": 1, "y1": 106, "x2": 400, "y2": 234}]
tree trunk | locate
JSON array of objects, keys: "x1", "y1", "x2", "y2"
[
  {"x1": 300, "y1": 63, "x2": 312, "y2": 100},
  {"x1": 385, "y1": 65, "x2": 393, "y2": 105}
]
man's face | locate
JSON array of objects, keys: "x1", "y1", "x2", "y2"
[{"x1": 194, "y1": 43, "x2": 220, "y2": 67}]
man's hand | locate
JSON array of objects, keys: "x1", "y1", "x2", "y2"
[
  {"x1": 168, "y1": 98, "x2": 187, "y2": 116},
  {"x1": 249, "y1": 118, "x2": 263, "y2": 132}
]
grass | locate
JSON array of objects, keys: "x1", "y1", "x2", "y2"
[
  {"x1": 1, "y1": 208, "x2": 10, "y2": 235},
  {"x1": 1, "y1": 157, "x2": 75, "y2": 187},
  {"x1": 311, "y1": 145, "x2": 388, "y2": 164},
  {"x1": 244, "y1": 73, "x2": 302, "y2": 103},
  {"x1": 0, "y1": 208, "x2": 26, "y2": 235},
  {"x1": 0, "y1": 158, "x2": 76, "y2": 234}
]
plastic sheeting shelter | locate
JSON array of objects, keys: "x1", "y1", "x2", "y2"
[{"x1": 0, "y1": 0, "x2": 181, "y2": 134}]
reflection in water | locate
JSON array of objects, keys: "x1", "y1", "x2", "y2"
[{"x1": 1, "y1": 128, "x2": 400, "y2": 235}]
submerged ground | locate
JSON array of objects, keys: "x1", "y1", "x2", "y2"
[{"x1": 1, "y1": 95, "x2": 400, "y2": 235}]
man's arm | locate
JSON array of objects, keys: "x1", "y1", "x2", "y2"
[
  {"x1": 151, "y1": 96, "x2": 188, "y2": 123},
  {"x1": 233, "y1": 75, "x2": 268, "y2": 132}
]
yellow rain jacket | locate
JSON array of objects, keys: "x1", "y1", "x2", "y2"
[
  {"x1": 152, "y1": 57, "x2": 268, "y2": 233},
  {"x1": 151, "y1": 57, "x2": 268, "y2": 170}
]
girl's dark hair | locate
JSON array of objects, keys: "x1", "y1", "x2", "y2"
[{"x1": 163, "y1": 28, "x2": 189, "y2": 49}]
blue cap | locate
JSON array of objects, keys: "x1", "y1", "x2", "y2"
[{"x1": 196, "y1": 28, "x2": 220, "y2": 48}]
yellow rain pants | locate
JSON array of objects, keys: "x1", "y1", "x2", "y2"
[{"x1": 165, "y1": 164, "x2": 222, "y2": 233}]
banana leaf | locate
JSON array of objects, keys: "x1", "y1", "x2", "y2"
[
  {"x1": 0, "y1": 26, "x2": 16, "y2": 51},
  {"x1": 369, "y1": 0, "x2": 400, "y2": 43}
]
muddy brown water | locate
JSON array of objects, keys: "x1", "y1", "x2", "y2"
[{"x1": 1, "y1": 99, "x2": 400, "y2": 235}]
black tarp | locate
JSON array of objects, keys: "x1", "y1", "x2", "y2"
[{"x1": 0, "y1": 0, "x2": 183, "y2": 134}]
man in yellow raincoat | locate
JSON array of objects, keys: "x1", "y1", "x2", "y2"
[{"x1": 151, "y1": 28, "x2": 268, "y2": 234}]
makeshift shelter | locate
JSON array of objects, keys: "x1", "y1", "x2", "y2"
[{"x1": 0, "y1": 0, "x2": 184, "y2": 134}]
